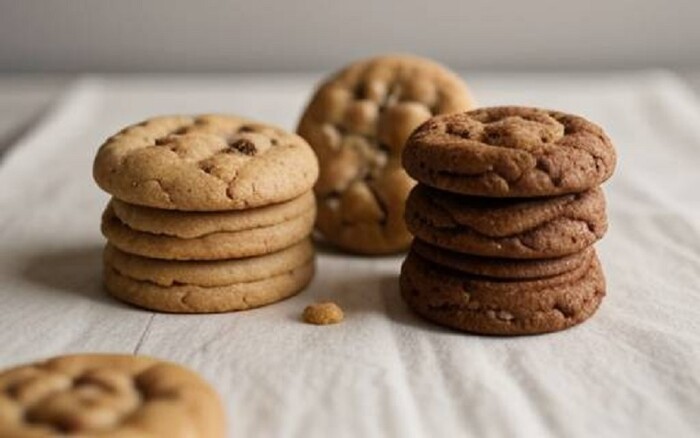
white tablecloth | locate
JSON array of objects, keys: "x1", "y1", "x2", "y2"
[{"x1": 0, "y1": 72, "x2": 698, "y2": 438}]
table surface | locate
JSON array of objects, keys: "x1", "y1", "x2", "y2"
[{"x1": 0, "y1": 71, "x2": 699, "y2": 438}]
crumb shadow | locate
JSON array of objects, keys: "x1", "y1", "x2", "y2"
[
  {"x1": 21, "y1": 244, "x2": 124, "y2": 307},
  {"x1": 295, "y1": 266, "x2": 452, "y2": 333}
]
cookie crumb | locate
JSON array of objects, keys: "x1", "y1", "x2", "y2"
[{"x1": 303, "y1": 302, "x2": 344, "y2": 325}]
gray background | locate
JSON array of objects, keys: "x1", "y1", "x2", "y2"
[{"x1": 1, "y1": 0, "x2": 699, "y2": 73}]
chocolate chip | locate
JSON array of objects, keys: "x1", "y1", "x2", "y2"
[
  {"x1": 227, "y1": 138, "x2": 257, "y2": 155},
  {"x1": 238, "y1": 125, "x2": 255, "y2": 133}
]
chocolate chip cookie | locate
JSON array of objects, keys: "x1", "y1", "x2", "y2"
[
  {"x1": 403, "y1": 106, "x2": 616, "y2": 197},
  {"x1": 94, "y1": 115, "x2": 319, "y2": 211},
  {"x1": 297, "y1": 55, "x2": 475, "y2": 254}
]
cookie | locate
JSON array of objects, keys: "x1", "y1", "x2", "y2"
[
  {"x1": 101, "y1": 202, "x2": 315, "y2": 260},
  {"x1": 400, "y1": 249, "x2": 605, "y2": 335},
  {"x1": 104, "y1": 257, "x2": 314, "y2": 313},
  {"x1": 403, "y1": 106, "x2": 616, "y2": 197},
  {"x1": 0, "y1": 354, "x2": 224, "y2": 437},
  {"x1": 297, "y1": 55, "x2": 475, "y2": 254},
  {"x1": 110, "y1": 191, "x2": 314, "y2": 239},
  {"x1": 94, "y1": 114, "x2": 319, "y2": 211},
  {"x1": 412, "y1": 239, "x2": 594, "y2": 279},
  {"x1": 406, "y1": 184, "x2": 607, "y2": 259},
  {"x1": 104, "y1": 239, "x2": 314, "y2": 287}
]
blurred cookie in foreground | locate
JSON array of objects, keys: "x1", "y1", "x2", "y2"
[
  {"x1": 297, "y1": 54, "x2": 475, "y2": 254},
  {"x1": 0, "y1": 354, "x2": 224, "y2": 437}
]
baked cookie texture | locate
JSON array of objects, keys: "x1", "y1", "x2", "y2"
[
  {"x1": 104, "y1": 240, "x2": 314, "y2": 288},
  {"x1": 103, "y1": 240, "x2": 315, "y2": 313},
  {"x1": 400, "y1": 106, "x2": 615, "y2": 335},
  {"x1": 0, "y1": 354, "x2": 224, "y2": 437},
  {"x1": 110, "y1": 191, "x2": 314, "y2": 239},
  {"x1": 412, "y1": 239, "x2": 595, "y2": 280},
  {"x1": 406, "y1": 185, "x2": 607, "y2": 259},
  {"x1": 102, "y1": 202, "x2": 315, "y2": 261},
  {"x1": 400, "y1": 250, "x2": 605, "y2": 335},
  {"x1": 297, "y1": 54, "x2": 475, "y2": 254},
  {"x1": 403, "y1": 106, "x2": 616, "y2": 197},
  {"x1": 94, "y1": 115, "x2": 319, "y2": 313},
  {"x1": 94, "y1": 114, "x2": 318, "y2": 211},
  {"x1": 105, "y1": 257, "x2": 314, "y2": 313}
]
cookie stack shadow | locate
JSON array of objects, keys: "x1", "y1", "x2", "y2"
[
  {"x1": 399, "y1": 107, "x2": 617, "y2": 335},
  {"x1": 94, "y1": 115, "x2": 319, "y2": 313}
]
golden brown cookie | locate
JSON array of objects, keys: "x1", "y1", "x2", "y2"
[
  {"x1": 405, "y1": 184, "x2": 607, "y2": 259},
  {"x1": 104, "y1": 239, "x2": 314, "y2": 287},
  {"x1": 110, "y1": 191, "x2": 314, "y2": 239},
  {"x1": 400, "y1": 249, "x2": 605, "y2": 335},
  {"x1": 403, "y1": 106, "x2": 616, "y2": 197},
  {"x1": 412, "y1": 239, "x2": 595, "y2": 280},
  {"x1": 101, "y1": 202, "x2": 315, "y2": 260},
  {"x1": 105, "y1": 256, "x2": 314, "y2": 313},
  {"x1": 297, "y1": 55, "x2": 475, "y2": 254},
  {"x1": 0, "y1": 354, "x2": 224, "y2": 437},
  {"x1": 94, "y1": 114, "x2": 319, "y2": 211}
]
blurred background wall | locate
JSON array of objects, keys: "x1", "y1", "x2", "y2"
[{"x1": 1, "y1": 0, "x2": 699, "y2": 72}]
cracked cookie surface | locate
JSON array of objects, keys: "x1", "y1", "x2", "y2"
[
  {"x1": 297, "y1": 55, "x2": 474, "y2": 254},
  {"x1": 94, "y1": 114, "x2": 319, "y2": 211},
  {"x1": 102, "y1": 202, "x2": 315, "y2": 260},
  {"x1": 400, "y1": 249, "x2": 605, "y2": 335},
  {"x1": 406, "y1": 184, "x2": 607, "y2": 259},
  {"x1": 403, "y1": 106, "x2": 616, "y2": 197},
  {"x1": 0, "y1": 354, "x2": 224, "y2": 437},
  {"x1": 105, "y1": 257, "x2": 315, "y2": 313}
]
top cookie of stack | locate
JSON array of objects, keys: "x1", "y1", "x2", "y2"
[
  {"x1": 297, "y1": 55, "x2": 475, "y2": 254},
  {"x1": 93, "y1": 115, "x2": 319, "y2": 313},
  {"x1": 400, "y1": 106, "x2": 617, "y2": 335}
]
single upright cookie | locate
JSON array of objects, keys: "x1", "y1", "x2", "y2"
[
  {"x1": 400, "y1": 249, "x2": 605, "y2": 335},
  {"x1": 403, "y1": 106, "x2": 616, "y2": 197},
  {"x1": 0, "y1": 354, "x2": 225, "y2": 437},
  {"x1": 405, "y1": 184, "x2": 607, "y2": 259},
  {"x1": 298, "y1": 55, "x2": 475, "y2": 254},
  {"x1": 94, "y1": 114, "x2": 319, "y2": 211}
]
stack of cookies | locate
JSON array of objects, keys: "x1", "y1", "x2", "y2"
[
  {"x1": 400, "y1": 107, "x2": 617, "y2": 335},
  {"x1": 93, "y1": 115, "x2": 319, "y2": 313},
  {"x1": 297, "y1": 55, "x2": 474, "y2": 254}
]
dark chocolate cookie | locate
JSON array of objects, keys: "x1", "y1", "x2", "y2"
[
  {"x1": 399, "y1": 249, "x2": 605, "y2": 335},
  {"x1": 405, "y1": 184, "x2": 607, "y2": 259},
  {"x1": 403, "y1": 106, "x2": 616, "y2": 197},
  {"x1": 412, "y1": 239, "x2": 595, "y2": 279}
]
